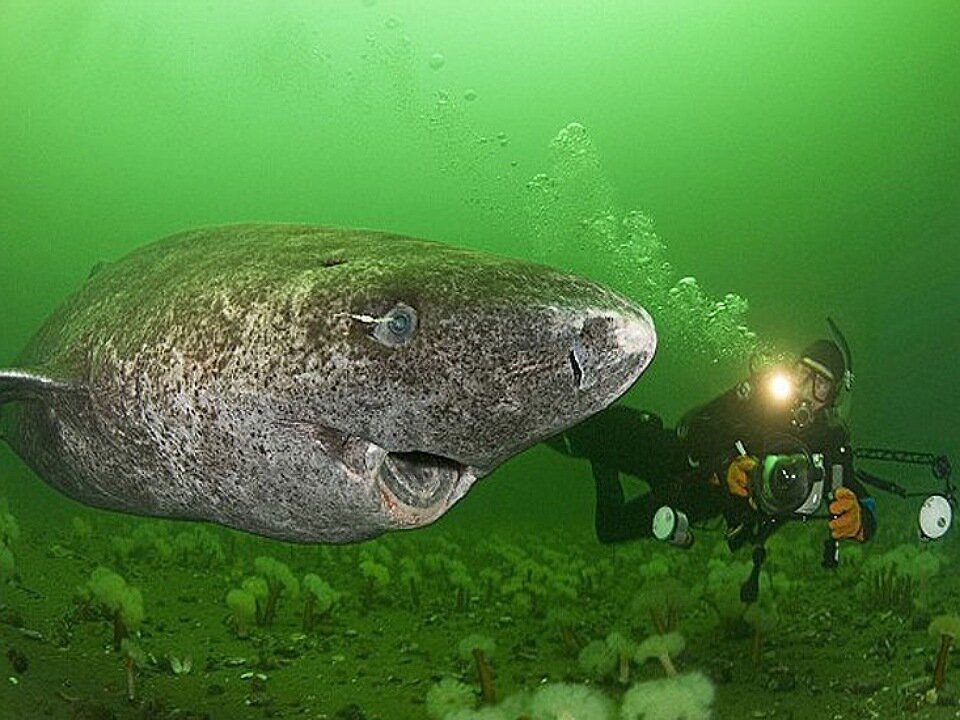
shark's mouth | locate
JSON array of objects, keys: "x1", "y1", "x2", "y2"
[
  {"x1": 291, "y1": 419, "x2": 482, "y2": 528},
  {"x1": 378, "y1": 451, "x2": 469, "y2": 508},
  {"x1": 373, "y1": 450, "x2": 482, "y2": 530}
]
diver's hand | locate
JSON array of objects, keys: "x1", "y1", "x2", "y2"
[
  {"x1": 829, "y1": 487, "x2": 865, "y2": 542},
  {"x1": 726, "y1": 455, "x2": 758, "y2": 497}
]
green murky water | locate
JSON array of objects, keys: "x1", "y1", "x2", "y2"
[{"x1": 1, "y1": 2, "x2": 958, "y2": 718}]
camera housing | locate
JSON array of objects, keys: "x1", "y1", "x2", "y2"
[{"x1": 752, "y1": 450, "x2": 826, "y2": 517}]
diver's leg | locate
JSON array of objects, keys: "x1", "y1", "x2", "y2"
[
  {"x1": 593, "y1": 462, "x2": 660, "y2": 543},
  {"x1": 547, "y1": 405, "x2": 665, "y2": 470},
  {"x1": 547, "y1": 405, "x2": 680, "y2": 542},
  {"x1": 602, "y1": 421, "x2": 698, "y2": 541},
  {"x1": 673, "y1": 473, "x2": 728, "y2": 527}
]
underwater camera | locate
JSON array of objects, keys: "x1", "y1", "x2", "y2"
[
  {"x1": 651, "y1": 435, "x2": 835, "y2": 554},
  {"x1": 749, "y1": 439, "x2": 827, "y2": 518},
  {"x1": 653, "y1": 436, "x2": 956, "y2": 605},
  {"x1": 744, "y1": 436, "x2": 956, "y2": 543}
]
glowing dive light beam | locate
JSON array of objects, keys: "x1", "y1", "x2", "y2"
[{"x1": 768, "y1": 372, "x2": 793, "y2": 401}]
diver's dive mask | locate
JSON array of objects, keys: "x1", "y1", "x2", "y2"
[
  {"x1": 794, "y1": 361, "x2": 836, "y2": 403},
  {"x1": 789, "y1": 361, "x2": 836, "y2": 429},
  {"x1": 751, "y1": 446, "x2": 826, "y2": 517}
]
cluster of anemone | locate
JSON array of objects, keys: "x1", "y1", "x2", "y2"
[
  {"x1": 104, "y1": 521, "x2": 225, "y2": 570},
  {"x1": 225, "y1": 558, "x2": 340, "y2": 638},
  {"x1": 631, "y1": 577, "x2": 691, "y2": 636},
  {"x1": 0, "y1": 498, "x2": 19, "y2": 592},
  {"x1": 77, "y1": 567, "x2": 144, "y2": 651},
  {"x1": 858, "y1": 543, "x2": 945, "y2": 616},
  {"x1": 578, "y1": 630, "x2": 686, "y2": 685},
  {"x1": 253, "y1": 555, "x2": 301, "y2": 625},
  {"x1": 425, "y1": 674, "x2": 714, "y2": 720},
  {"x1": 30, "y1": 502, "x2": 960, "y2": 719}
]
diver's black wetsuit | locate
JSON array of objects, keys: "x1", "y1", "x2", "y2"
[{"x1": 549, "y1": 369, "x2": 876, "y2": 544}]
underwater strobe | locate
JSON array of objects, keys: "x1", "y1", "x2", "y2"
[
  {"x1": 853, "y1": 448, "x2": 955, "y2": 542},
  {"x1": 919, "y1": 495, "x2": 952, "y2": 542}
]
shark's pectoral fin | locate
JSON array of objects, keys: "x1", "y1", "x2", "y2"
[{"x1": 0, "y1": 368, "x2": 75, "y2": 405}]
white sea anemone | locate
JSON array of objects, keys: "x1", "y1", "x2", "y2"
[
  {"x1": 445, "y1": 708, "x2": 509, "y2": 720},
  {"x1": 528, "y1": 682, "x2": 615, "y2": 719},
  {"x1": 425, "y1": 677, "x2": 474, "y2": 720},
  {"x1": 620, "y1": 671, "x2": 715, "y2": 720}
]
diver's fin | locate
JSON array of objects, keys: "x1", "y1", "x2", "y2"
[{"x1": 0, "y1": 369, "x2": 74, "y2": 405}]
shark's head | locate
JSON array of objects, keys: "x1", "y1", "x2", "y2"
[{"x1": 304, "y1": 234, "x2": 656, "y2": 535}]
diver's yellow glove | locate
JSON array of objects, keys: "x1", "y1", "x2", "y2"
[
  {"x1": 829, "y1": 487, "x2": 865, "y2": 541},
  {"x1": 726, "y1": 455, "x2": 758, "y2": 498}
]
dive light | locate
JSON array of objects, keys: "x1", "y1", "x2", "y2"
[{"x1": 652, "y1": 505, "x2": 693, "y2": 548}]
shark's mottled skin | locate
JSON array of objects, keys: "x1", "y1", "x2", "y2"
[{"x1": 0, "y1": 224, "x2": 656, "y2": 542}]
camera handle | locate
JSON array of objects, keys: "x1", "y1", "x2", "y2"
[
  {"x1": 822, "y1": 462, "x2": 845, "y2": 568},
  {"x1": 738, "y1": 517, "x2": 781, "y2": 604},
  {"x1": 822, "y1": 537, "x2": 839, "y2": 568},
  {"x1": 740, "y1": 544, "x2": 766, "y2": 604}
]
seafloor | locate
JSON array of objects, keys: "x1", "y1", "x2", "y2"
[{"x1": 1, "y1": 469, "x2": 957, "y2": 720}]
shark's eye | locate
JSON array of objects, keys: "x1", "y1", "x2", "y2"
[
  {"x1": 388, "y1": 312, "x2": 410, "y2": 336},
  {"x1": 373, "y1": 303, "x2": 417, "y2": 347}
]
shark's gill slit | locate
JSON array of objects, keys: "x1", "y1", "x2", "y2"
[{"x1": 568, "y1": 349, "x2": 584, "y2": 388}]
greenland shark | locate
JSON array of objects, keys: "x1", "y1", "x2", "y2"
[{"x1": 0, "y1": 224, "x2": 656, "y2": 542}]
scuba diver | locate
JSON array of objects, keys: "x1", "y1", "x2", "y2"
[{"x1": 547, "y1": 331, "x2": 878, "y2": 551}]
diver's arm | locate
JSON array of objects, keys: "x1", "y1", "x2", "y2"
[
  {"x1": 831, "y1": 423, "x2": 877, "y2": 542},
  {"x1": 676, "y1": 383, "x2": 750, "y2": 474}
]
